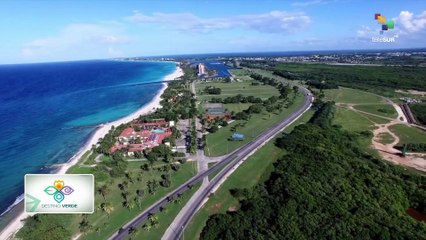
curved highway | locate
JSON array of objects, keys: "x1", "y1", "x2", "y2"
[{"x1": 109, "y1": 87, "x2": 313, "y2": 240}]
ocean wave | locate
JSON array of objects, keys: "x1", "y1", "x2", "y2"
[{"x1": 0, "y1": 194, "x2": 24, "y2": 217}]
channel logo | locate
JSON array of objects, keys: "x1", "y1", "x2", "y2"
[
  {"x1": 374, "y1": 13, "x2": 394, "y2": 34},
  {"x1": 25, "y1": 174, "x2": 94, "y2": 214}
]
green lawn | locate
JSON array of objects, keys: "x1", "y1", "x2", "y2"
[
  {"x1": 229, "y1": 69, "x2": 254, "y2": 81},
  {"x1": 74, "y1": 161, "x2": 197, "y2": 240},
  {"x1": 333, "y1": 107, "x2": 376, "y2": 132},
  {"x1": 353, "y1": 104, "x2": 397, "y2": 119},
  {"x1": 249, "y1": 68, "x2": 303, "y2": 86},
  {"x1": 185, "y1": 109, "x2": 314, "y2": 240},
  {"x1": 204, "y1": 93, "x2": 305, "y2": 156},
  {"x1": 324, "y1": 88, "x2": 386, "y2": 104},
  {"x1": 223, "y1": 103, "x2": 252, "y2": 112},
  {"x1": 389, "y1": 124, "x2": 426, "y2": 145},
  {"x1": 359, "y1": 112, "x2": 392, "y2": 125},
  {"x1": 196, "y1": 81, "x2": 279, "y2": 101},
  {"x1": 377, "y1": 132, "x2": 395, "y2": 145}
]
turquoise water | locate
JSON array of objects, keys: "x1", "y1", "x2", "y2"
[
  {"x1": 152, "y1": 129, "x2": 166, "y2": 133},
  {"x1": 0, "y1": 60, "x2": 176, "y2": 215}
]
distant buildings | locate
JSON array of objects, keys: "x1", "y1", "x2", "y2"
[
  {"x1": 111, "y1": 119, "x2": 174, "y2": 156},
  {"x1": 197, "y1": 64, "x2": 206, "y2": 76},
  {"x1": 203, "y1": 103, "x2": 231, "y2": 122}
]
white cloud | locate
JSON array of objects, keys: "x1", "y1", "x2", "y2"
[
  {"x1": 21, "y1": 23, "x2": 131, "y2": 60},
  {"x1": 394, "y1": 10, "x2": 426, "y2": 33},
  {"x1": 356, "y1": 11, "x2": 426, "y2": 41},
  {"x1": 125, "y1": 11, "x2": 311, "y2": 34}
]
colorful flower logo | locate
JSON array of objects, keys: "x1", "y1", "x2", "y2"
[
  {"x1": 44, "y1": 180, "x2": 74, "y2": 203},
  {"x1": 375, "y1": 13, "x2": 395, "y2": 34}
]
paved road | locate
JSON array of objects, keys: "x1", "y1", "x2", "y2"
[{"x1": 109, "y1": 87, "x2": 313, "y2": 240}]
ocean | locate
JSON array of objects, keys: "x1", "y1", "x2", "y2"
[{"x1": 0, "y1": 60, "x2": 176, "y2": 216}]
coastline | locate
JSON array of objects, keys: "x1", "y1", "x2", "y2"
[{"x1": 0, "y1": 62, "x2": 183, "y2": 240}]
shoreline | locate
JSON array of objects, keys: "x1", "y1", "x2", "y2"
[{"x1": 0, "y1": 62, "x2": 183, "y2": 239}]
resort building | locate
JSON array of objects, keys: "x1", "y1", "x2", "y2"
[{"x1": 111, "y1": 119, "x2": 173, "y2": 156}]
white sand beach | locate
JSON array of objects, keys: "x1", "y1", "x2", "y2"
[{"x1": 0, "y1": 63, "x2": 183, "y2": 240}]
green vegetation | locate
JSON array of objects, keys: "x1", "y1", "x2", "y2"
[
  {"x1": 203, "y1": 86, "x2": 221, "y2": 95},
  {"x1": 333, "y1": 107, "x2": 376, "y2": 131},
  {"x1": 196, "y1": 81, "x2": 278, "y2": 101},
  {"x1": 200, "y1": 102, "x2": 426, "y2": 239},
  {"x1": 377, "y1": 132, "x2": 395, "y2": 145},
  {"x1": 323, "y1": 88, "x2": 385, "y2": 104},
  {"x1": 229, "y1": 69, "x2": 253, "y2": 81},
  {"x1": 405, "y1": 143, "x2": 426, "y2": 153},
  {"x1": 410, "y1": 104, "x2": 426, "y2": 125},
  {"x1": 205, "y1": 93, "x2": 304, "y2": 156},
  {"x1": 273, "y1": 63, "x2": 426, "y2": 96},
  {"x1": 186, "y1": 110, "x2": 314, "y2": 240},
  {"x1": 353, "y1": 104, "x2": 397, "y2": 119},
  {"x1": 389, "y1": 124, "x2": 426, "y2": 145},
  {"x1": 223, "y1": 103, "x2": 252, "y2": 112}
]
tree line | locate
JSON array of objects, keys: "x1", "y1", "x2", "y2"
[{"x1": 200, "y1": 101, "x2": 426, "y2": 240}]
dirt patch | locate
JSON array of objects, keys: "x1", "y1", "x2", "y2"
[
  {"x1": 209, "y1": 203, "x2": 222, "y2": 214},
  {"x1": 396, "y1": 89, "x2": 426, "y2": 96},
  {"x1": 227, "y1": 205, "x2": 238, "y2": 212},
  {"x1": 371, "y1": 121, "x2": 426, "y2": 173}
]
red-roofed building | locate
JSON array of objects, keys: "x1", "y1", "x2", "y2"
[{"x1": 111, "y1": 122, "x2": 173, "y2": 156}]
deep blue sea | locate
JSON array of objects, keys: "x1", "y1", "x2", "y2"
[{"x1": 0, "y1": 60, "x2": 176, "y2": 215}]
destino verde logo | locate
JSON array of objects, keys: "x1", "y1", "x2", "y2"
[
  {"x1": 25, "y1": 174, "x2": 94, "y2": 214},
  {"x1": 44, "y1": 180, "x2": 75, "y2": 203},
  {"x1": 375, "y1": 13, "x2": 394, "y2": 34}
]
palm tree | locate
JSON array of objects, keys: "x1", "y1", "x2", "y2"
[
  {"x1": 128, "y1": 226, "x2": 138, "y2": 239},
  {"x1": 100, "y1": 202, "x2": 114, "y2": 219},
  {"x1": 121, "y1": 190, "x2": 129, "y2": 200},
  {"x1": 134, "y1": 196, "x2": 142, "y2": 210},
  {"x1": 142, "y1": 223, "x2": 152, "y2": 232},
  {"x1": 128, "y1": 199, "x2": 135, "y2": 211},
  {"x1": 97, "y1": 185, "x2": 110, "y2": 201}
]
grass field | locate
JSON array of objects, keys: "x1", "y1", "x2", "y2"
[
  {"x1": 389, "y1": 124, "x2": 426, "y2": 145},
  {"x1": 223, "y1": 103, "x2": 252, "y2": 112},
  {"x1": 204, "y1": 93, "x2": 305, "y2": 156},
  {"x1": 324, "y1": 88, "x2": 386, "y2": 104},
  {"x1": 196, "y1": 81, "x2": 279, "y2": 101},
  {"x1": 377, "y1": 132, "x2": 395, "y2": 145},
  {"x1": 229, "y1": 69, "x2": 254, "y2": 81},
  {"x1": 333, "y1": 107, "x2": 377, "y2": 132},
  {"x1": 69, "y1": 161, "x2": 197, "y2": 240},
  {"x1": 185, "y1": 109, "x2": 314, "y2": 240},
  {"x1": 360, "y1": 112, "x2": 392, "y2": 125},
  {"x1": 353, "y1": 104, "x2": 397, "y2": 119}
]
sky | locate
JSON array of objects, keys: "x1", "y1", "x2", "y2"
[{"x1": 0, "y1": 0, "x2": 425, "y2": 64}]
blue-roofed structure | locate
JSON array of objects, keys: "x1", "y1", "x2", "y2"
[{"x1": 231, "y1": 133, "x2": 245, "y2": 140}]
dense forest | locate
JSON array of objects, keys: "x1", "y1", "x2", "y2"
[
  {"x1": 200, "y1": 102, "x2": 426, "y2": 240},
  {"x1": 410, "y1": 104, "x2": 426, "y2": 125},
  {"x1": 272, "y1": 63, "x2": 426, "y2": 95}
]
